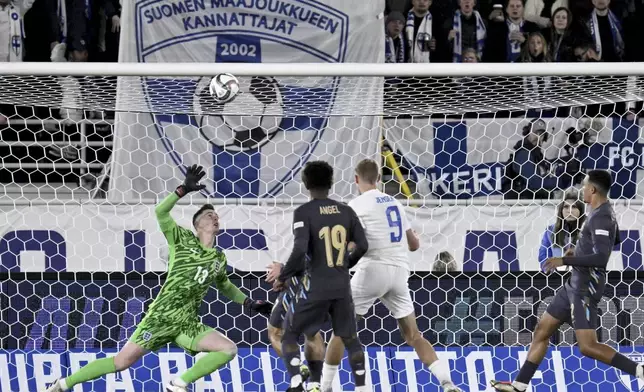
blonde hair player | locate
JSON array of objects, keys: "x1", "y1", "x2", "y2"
[{"x1": 320, "y1": 159, "x2": 462, "y2": 392}]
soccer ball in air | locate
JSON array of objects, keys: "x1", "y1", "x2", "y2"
[
  {"x1": 209, "y1": 73, "x2": 240, "y2": 103},
  {"x1": 195, "y1": 76, "x2": 284, "y2": 152}
]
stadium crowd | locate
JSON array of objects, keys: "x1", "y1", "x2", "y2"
[
  {"x1": 2, "y1": 0, "x2": 643, "y2": 65},
  {"x1": 384, "y1": 0, "x2": 644, "y2": 63}
]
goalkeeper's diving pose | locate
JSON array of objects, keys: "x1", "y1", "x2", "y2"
[{"x1": 43, "y1": 165, "x2": 273, "y2": 392}]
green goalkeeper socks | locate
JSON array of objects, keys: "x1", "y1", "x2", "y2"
[
  {"x1": 62, "y1": 351, "x2": 233, "y2": 388},
  {"x1": 178, "y1": 351, "x2": 235, "y2": 384},
  {"x1": 64, "y1": 357, "x2": 117, "y2": 389}
]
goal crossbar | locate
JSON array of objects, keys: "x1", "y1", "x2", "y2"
[{"x1": 2, "y1": 62, "x2": 644, "y2": 77}]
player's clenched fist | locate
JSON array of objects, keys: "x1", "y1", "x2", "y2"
[
  {"x1": 244, "y1": 298, "x2": 274, "y2": 317},
  {"x1": 175, "y1": 164, "x2": 207, "y2": 197}
]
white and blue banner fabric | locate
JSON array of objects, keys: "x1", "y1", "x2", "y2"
[
  {"x1": 1, "y1": 203, "x2": 643, "y2": 273},
  {"x1": 384, "y1": 117, "x2": 644, "y2": 199},
  {"x1": 108, "y1": 0, "x2": 384, "y2": 202}
]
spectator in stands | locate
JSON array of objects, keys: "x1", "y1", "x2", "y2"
[
  {"x1": 543, "y1": 7, "x2": 579, "y2": 61},
  {"x1": 519, "y1": 31, "x2": 552, "y2": 61},
  {"x1": 385, "y1": 11, "x2": 407, "y2": 63},
  {"x1": 67, "y1": 0, "x2": 105, "y2": 62},
  {"x1": 483, "y1": 0, "x2": 540, "y2": 62},
  {"x1": 445, "y1": 0, "x2": 487, "y2": 62},
  {"x1": 574, "y1": 41, "x2": 601, "y2": 61},
  {"x1": 502, "y1": 119, "x2": 572, "y2": 199},
  {"x1": 623, "y1": 0, "x2": 644, "y2": 61},
  {"x1": 538, "y1": 192, "x2": 585, "y2": 270},
  {"x1": 432, "y1": 251, "x2": 457, "y2": 272},
  {"x1": 405, "y1": 0, "x2": 437, "y2": 62},
  {"x1": 20, "y1": 0, "x2": 61, "y2": 62},
  {"x1": 0, "y1": 0, "x2": 29, "y2": 62},
  {"x1": 462, "y1": 47, "x2": 480, "y2": 61},
  {"x1": 524, "y1": 0, "x2": 568, "y2": 28},
  {"x1": 97, "y1": 0, "x2": 120, "y2": 62},
  {"x1": 585, "y1": 0, "x2": 624, "y2": 62}
]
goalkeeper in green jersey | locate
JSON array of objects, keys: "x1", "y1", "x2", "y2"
[{"x1": 44, "y1": 165, "x2": 273, "y2": 392}]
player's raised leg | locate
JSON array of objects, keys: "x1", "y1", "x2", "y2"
[
  {"x1": 576, "y1": 328, "x2": 643, "y2": 375},
  {"x1": 43, "y1": 333, "x2": 152, "y2": 391},
  {"x1": 166, "y1": 327, "x2": 238, "y2": 391},
  {"x1": 568, "y1": 292, "x2": 642, "y2": 380}
]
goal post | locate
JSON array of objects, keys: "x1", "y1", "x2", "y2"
[{"x1": 1, "y1": 62, "x2": 644, "y2": 392}]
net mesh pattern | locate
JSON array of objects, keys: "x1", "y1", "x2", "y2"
[
  {"x1": 1, "y1": 74, "x2": 643, "y2": 115},
  {"x1": 0, "y1": 71, "x2": 643, "y2": 392}
]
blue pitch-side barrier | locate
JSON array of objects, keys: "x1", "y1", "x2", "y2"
[
  {"x1": 1, "y1": 347, "x2": 644, "y2": 392},
  {"x1": 2, "y1": 272, "x2": 644, "y2": 391}
]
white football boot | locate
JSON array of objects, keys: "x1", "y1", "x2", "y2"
[
  {"x1": 165, "y1": 380, "x2": 188, "y2": 392},
  {"x1": 442, "y1": 382, "x2": 463, "y2": 392},
  {"x1": 42, "y1": 379, "x2": 64, "y2": 392}
]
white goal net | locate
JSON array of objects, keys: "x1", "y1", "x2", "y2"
[{"x1": 1, "y1": 62, "x2": 644, "y2": 392}]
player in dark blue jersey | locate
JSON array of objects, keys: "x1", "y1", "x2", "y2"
[
  {"x1": 275, "y1": 160, "x2": 369, "y2": 392},
  {"x1": 492, "y1": 170, "x2": 643, "y2": 392},
  {"x1": 265, "y1": 264, "x2": 325, "y2": 384}
]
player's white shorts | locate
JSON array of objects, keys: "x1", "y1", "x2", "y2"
[{"x1": 351, "y1": 263, "x2": 414, "y2": 319}]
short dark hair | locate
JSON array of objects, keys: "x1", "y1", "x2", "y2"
[
  {"x1": 355, "y1": 159, "x2": 380, "y2": 184},
  {"x1": 587, "y1": 169, "x2": 612, "y2": 196},
  {"x1": 302, "y1": 160, "x2": 334, "y2": 191},
  {"x1": 193, "y1": 204, "x2": 215, "y2": 227}
]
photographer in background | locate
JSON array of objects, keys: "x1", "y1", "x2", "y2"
[
  {"x1": 502, "y1": 119, "x2": 574, "y2": 199},
  {"x1": 538, "y1": 191, "x2": 586, "y2": 270},
  {"x1": 550, "y1": 123, "x2": 595, "y2": 191}
]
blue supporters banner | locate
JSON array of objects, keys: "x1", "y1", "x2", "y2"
[
  {"x1": 2, "y1": 272, "x2": 644, "y2": 391},
  {"x1": 384, "y1": 117, "x2": 644, "y2": 199},
  {"x1": 108, "y1": 0, "x2": 383, "y2": 202}
]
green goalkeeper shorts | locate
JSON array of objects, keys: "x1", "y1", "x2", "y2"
[{"x1": 129, "y1": 314, "x2": 213, "y2": 354}]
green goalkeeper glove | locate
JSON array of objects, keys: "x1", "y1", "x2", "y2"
[{"x1": 175, "y1": 164, "x2": 207, "y2": 197}]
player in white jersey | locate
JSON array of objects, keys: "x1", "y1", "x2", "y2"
[{"x1": 320, "y1": 159, "x2": 461, "y2": 392}]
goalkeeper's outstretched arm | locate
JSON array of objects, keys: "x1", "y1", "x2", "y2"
[
  {"x1": 155, "y1": 164, "x2": 207, "y2": 243},
  {"x1": 155, "y1": 192, "x2": 181, "y2": 241},
  {"x1": 214, "y1": 269, "x2": 248, "y2": 305},
  {"x1": 214, "y1": 265, "x2": 273, "y2": 316}
]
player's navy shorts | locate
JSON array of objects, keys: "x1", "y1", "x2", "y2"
[
  {"x1": 285, "y1": 294, "x2": 358, "y2": 339},
  {"x1": 546, "y1": 285, "x2": 599, "y2": 330},
  {"x1": 269, "y1": 276, "x2": 302, "y2": 329}
]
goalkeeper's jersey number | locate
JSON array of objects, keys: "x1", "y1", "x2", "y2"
[{"x1": 194, "y1": 265, "x2": 210, "y2": 284}]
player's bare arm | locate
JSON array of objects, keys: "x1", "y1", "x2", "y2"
[{"x1": 406, "y1": 228, "x2": 420, "y2": 252}]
